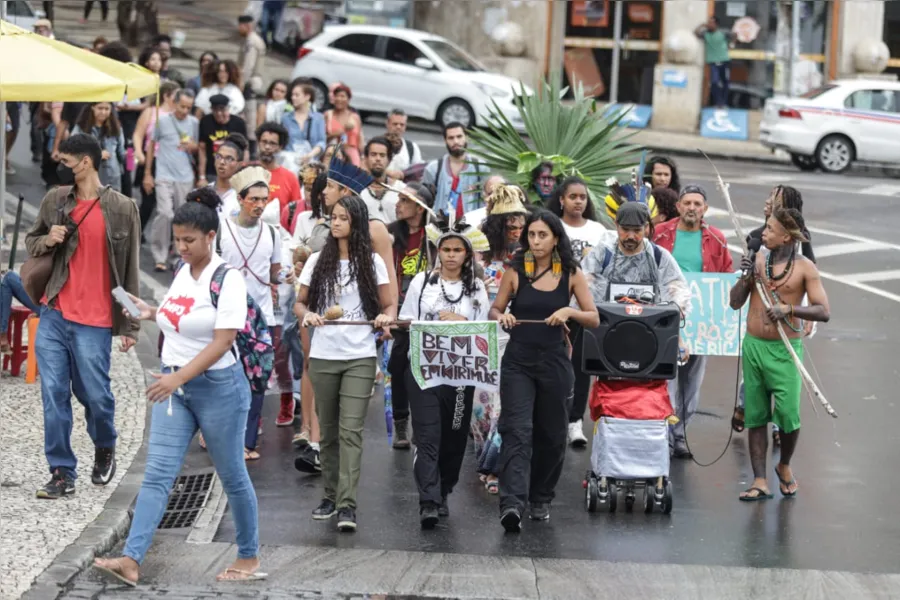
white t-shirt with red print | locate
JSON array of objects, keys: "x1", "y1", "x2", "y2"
[{"x1": 157, "y1": 254, "x2": 248, "y2": 370}]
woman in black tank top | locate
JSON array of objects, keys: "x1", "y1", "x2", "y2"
[{"x1": 488, "y1": 210, "x2": 599, "y2": 532}]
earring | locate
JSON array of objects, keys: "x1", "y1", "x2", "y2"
[
  {"x1": 524, "y1": 250, "x2": 535, "y2": 279},
  {"x1": 551, "y1": 246, "x2": 562, "y2": 278}
]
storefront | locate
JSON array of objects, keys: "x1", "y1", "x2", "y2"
[
  {"x1": 560, "y1": 0, "x2": 839, "y2": 108},
  {"x1": 885, "y1": 0, "x2": 900, "y2": 80},
  {"x1": 562, "y1": 1, "x2": 663, "y2": 104}
]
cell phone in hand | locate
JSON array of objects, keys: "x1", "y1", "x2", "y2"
[{"x1": 112, "y1": 286, "x2": 141, "y2": 318}]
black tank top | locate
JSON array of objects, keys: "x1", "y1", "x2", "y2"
[{"x1": 509, "y1": 269, "x2": 571, "y2": 347}]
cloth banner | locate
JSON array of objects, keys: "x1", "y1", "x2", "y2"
[
  {"x1": 409, "y1": 321, "x2": 501, "y2": 391},
  {"x1": 682, "y1": 272, "x2": 748, "y2": 356}
]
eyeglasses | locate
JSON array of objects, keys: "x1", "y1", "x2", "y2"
[{"x1": 214, "y1": 154, "x2": 237, "y2": 164}]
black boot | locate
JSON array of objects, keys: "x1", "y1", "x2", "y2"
[{"x1": 392, "y1": 418, "x2": 410, "y2": 449}]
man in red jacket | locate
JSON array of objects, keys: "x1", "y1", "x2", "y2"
[{"x1": 653, "y1": 184, "x2": 733, "y2": 458}]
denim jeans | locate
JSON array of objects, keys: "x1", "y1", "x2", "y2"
[
  {"x1": 710, "y1": 62, "x2": 730, "y2": 108},
  {"x1": 124, "y1": 362, "x2": 258, "y2": 564},
  {"x1": 1, "y1": 271, "x2": 41, "y2": 334},
  {"x1": 35, "y1": 307, "x2": 116, "y2": 479}
]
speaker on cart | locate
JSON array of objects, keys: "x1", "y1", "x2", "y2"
[{"x1": 582, "y1": 302, "x2": 681, "y2": 380}]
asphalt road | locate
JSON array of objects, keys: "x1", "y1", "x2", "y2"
[{"x1": 7, "y1": 126, "x2": 900, "y2": 596}]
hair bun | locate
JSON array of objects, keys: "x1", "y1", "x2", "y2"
[
  {"x1": 225, "y1": 133, "x2": 249, "y2": 154},
  {"x1": 186, "y1": 186, "x2": 222, "y2": 212}
]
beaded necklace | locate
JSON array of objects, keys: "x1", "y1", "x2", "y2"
[
  {"x1": 764, "y1": 249, "x2": 804, "y2": 333},
  {"x1": 439, "y1": 276, "x2": 464, "y2": 304}
]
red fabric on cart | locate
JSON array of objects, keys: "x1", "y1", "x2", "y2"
[{"x1": 589, "y1": 379, "x2": 674, "y2": 422}]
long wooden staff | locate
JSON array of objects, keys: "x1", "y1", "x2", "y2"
[{"x1": 698, "y1": 150, "x2": 837, "y2": 418}]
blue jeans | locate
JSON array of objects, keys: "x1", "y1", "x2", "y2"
[
  {"x1": 260, "y1": 0, "x2": 285, "y2": 44},
  {"x1": 709, "y1": 62, "x2": 730, "y2": 108},
  {"x1": 1, "y1": 271, "x2": 41, "y2": 334},
  {"x1": 35, "y1": 307, "x2": 116, "y2": 479},
  {"x1": 124, "y1": 362, "x2": 258, "y2": 564}
]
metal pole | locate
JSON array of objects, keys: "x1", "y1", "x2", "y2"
[
  {"x1": 8, "y1": 194, "x2": 23, "y2": 270},
  {"x1": 790, "y1": 0, "x2": 802, "y2": 97},
  {"x1": 0, "y1": 0, "x2": 8, "y2": 243},
  {"x1": 610, "y1": 0, "x2": 623, "y2": 104}
]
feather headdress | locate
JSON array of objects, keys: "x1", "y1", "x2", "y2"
[
  {"x1": 604, "y1": 150, "x2": 659, "y2": 220},
  {"x1": 426, "y1": 218, "x2": 490, "y2": 253},
  {"x1": 327, "y1": 151, "x2": 374, "y2": 196}
]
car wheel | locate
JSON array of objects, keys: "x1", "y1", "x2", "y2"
[
  {"x1": 815, "y1": 135, "x2": 854, "y2": 174},
  {"x1": 437, "y1": 99, "x2": 475, "y2": 129},
  {"x1": 310, "y1": 80, "x2": 329, "y2": 113},
  {"x1": 790, "y1": 153, "x2": 817, "y2": 172}
]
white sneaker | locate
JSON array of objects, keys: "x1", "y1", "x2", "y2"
[{"x1": 568, "y1": 420, "x2": 588, "y2": 448}]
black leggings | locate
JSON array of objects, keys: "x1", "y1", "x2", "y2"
[
  {"x1": 387, "y1": 333, "x2": 411, "y2": 421},
  {"x1": 84, "y1": 1, "x2": 109, "y2": 20},
  {"x1": 406, "y1": 370, "x2": 474, "y2": 507},
  {"x1": 567, "y1": 322, "x2": 592, "y2": 423},
  {"x1": 497, "y1": 341, "x2": 573, "y2": 513}
]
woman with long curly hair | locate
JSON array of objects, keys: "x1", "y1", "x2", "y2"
[
  {"x1": 294, "y1": 195, "x2": 396, "y2": 533},
  {"x1": 489, "y1": 210, "x2": 599, "y2": 532},
  {"x1": 646, "y1": 155, "x2": 681, "y2": 193},
  {"x1": 545, "y1": 175, "x2": 615, "y2": 448},
  {"x1": 195, "y1": 59, "x2": 245, "y2": 116},
  {"x1": 399, "y1": 222, "x2": 489, "y2": 528}
]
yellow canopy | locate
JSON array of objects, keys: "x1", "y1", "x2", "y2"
[{"x1": 0, "y1": 19, "x2": 159, "y2": 102}]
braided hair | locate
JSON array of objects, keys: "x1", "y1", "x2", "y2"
[
  {"x1": 772, "y1": 207, "x2": 809, "y2": 243},
  {"x1": 306, "y1": 195, "x2": 381, "y2": 320}
]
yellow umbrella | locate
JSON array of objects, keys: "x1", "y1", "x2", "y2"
[{"x1": 0, "y1": 19, "x2": 159, "y2": 101}]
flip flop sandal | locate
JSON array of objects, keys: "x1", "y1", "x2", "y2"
[
  {"x1": 774, "y1": 466, "x2": 798, "y2": 498},
  {"x1": 216, "y1": 568, "x2": 268, "y2": 582},
  {"x1": 731, "y1": 407, "x2": 745, "y2": 433},
  {"x1": 93, "y1": 562, "x2": 138, "y2": 588},
  {"x1": 198, "y1": 433, "x2": 206, "y2": 450},
  {"x1": 244, "y1": 449, "x2": 260, "y2": 461},
  {"x1": 485, "y1": 480, "x2": 499, "y2": 495},
  {"x1": 739, "y1": 486, "x2": 773, "y2": 502}
]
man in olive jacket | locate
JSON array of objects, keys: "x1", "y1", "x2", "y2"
[{"x1": 25, "y1": 133, "x2": 142, "y2": 500}]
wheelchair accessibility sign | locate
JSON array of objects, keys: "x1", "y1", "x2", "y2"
[{"x1": 699, "y1": 108, "x2": 749, "y2": 141}]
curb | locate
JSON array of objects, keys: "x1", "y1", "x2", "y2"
[
  {"x1": 21, "y1": 325, "x2": 162, "y2": 600},
  {"x1": 641, "y1": 145, "x2": 789, "y2": 166}
]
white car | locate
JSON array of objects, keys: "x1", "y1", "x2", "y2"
[
  {"x1": 2, "y1": 0, "x2": 43, "y2": 32},
  {"x1": 759, "y1": 79, "x2": 900, "y2": 173},
  {"x1": 290, "y1": 24, "x2": 530, "y2": 131}
]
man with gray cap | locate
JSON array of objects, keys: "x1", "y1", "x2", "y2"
[
  {"x1": 583, "y1": 202, "x2": 690, "y2": 312},
  {"x1": 653, "y1": 184, "x2": 732, "y2": 458}
]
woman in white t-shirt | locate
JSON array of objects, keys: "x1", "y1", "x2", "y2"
[
  {"x1": 94, "y1": 189, "x2": 264, "y2": 585},
  {"x1": 398, "y1": 224, "x2": 489, "y2": 529},
  {"x1": 295, "y1": 195, "x2": 396, "y2": 533},
  {"x1": 546, "y1": 176, "x2": 615, "y2": 448}
]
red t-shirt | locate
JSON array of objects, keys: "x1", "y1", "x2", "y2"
[
  {"x1": 268, "y1": 166, "x2": 302, "y2": 213},
  {"x1": 451, "y1": 174, "x2": 463, "y2": 220},
  {"x1": 56, "y1": 199, "x2": 113, "y2": 328}
]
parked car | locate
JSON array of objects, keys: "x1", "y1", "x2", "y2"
[
  {"x1": 2, "y1": 0, "x2": 43, "y2": 32},
  {"x1": 760, "y1": 79, "x2": 900, "y2": 173},
  {"x1": 290, "y1": 24, "x2": 530, "y2": 130}
]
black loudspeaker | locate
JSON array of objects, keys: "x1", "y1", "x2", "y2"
[{"x1": 582, "y1": 303, "x2": 681, "y2": 380}]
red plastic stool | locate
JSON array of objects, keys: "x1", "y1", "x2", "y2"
[{"x1": 3, "y1": 306, "x2": 35, "y2": 377}]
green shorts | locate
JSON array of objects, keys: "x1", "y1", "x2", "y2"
[{"x1": 742, "y1": 334, "x2": 804, "y2": 433}]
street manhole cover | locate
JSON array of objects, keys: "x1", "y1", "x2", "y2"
[{"x1": 158, "y1": 471, "x2": 215, "y2": 530}]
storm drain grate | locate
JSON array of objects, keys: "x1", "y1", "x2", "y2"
[{"x1": 158, "y1": 471, "x2": 215, "y2": 530}]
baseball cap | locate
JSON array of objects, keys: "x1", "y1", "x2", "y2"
[
  {"x1": 616, "y1": 202, "x2": 651, "y2": 228},
  {"x1": 209, "y1": 94, "x2": 230, "y2": 108}
]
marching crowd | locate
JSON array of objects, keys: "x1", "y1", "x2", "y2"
[{"x1": 1, "y1": 12, "x2": 830, "y2": 587}]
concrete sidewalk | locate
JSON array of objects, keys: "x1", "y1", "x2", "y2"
[{"x1": 0, "y1": 324, "x2": 151, "y2": 599}]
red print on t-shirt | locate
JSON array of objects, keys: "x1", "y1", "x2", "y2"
[{"x1": 159, "y1": 296, "x2": 195, "y2": 332}]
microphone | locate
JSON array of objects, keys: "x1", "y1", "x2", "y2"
[{"x1": 743, "y1": 237, "x2": 762, "y2": 278}]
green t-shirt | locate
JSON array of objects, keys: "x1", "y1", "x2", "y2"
[
  {"x1": 672, "y1": 229, "x2": 703, "y2": 273},
  {"x1": 704, "y1": 30, "x2": 731, "y2": 64}
]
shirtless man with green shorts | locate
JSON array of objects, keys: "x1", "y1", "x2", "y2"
[{"x1": 729, "y1": 207, "x2": 830, "y2": 500}]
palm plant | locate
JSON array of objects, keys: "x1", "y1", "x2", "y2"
[{"x1": 466, "y1": 73, "x2": 642, "y2": 222}]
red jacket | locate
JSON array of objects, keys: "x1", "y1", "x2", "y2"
[{"x1": 653, "y1": 219, "x2": 733, "y2": 273}]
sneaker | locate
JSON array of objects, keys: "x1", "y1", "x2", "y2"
[
  {"x1": 500, "y1": 507, "x2": 522, "y2": 533},
  {"x1": 437, "y1": 495, "x2": 449, "y2": 518},
  {"x1": 293, "y1": 392, "x2": 302, "y2": 415},
  {"x1": 312, "y1": 499, "x2": 336, "y2": 520},
  {"x1": 36, "y1": 469, "x2": 75, "y2": 499},
  {"x1": 392, "y1": 418, "x2": 410, "y2": 450},
  {"x1": 529, "y1": 502, "x2": 550, "y2": 521},
  {"x1": 276, "y1": 394, "x2": 296, "y2": 427},
  {"x1": 568, "y1": 420, "x2": 588, "y2": 448},
  {"x1": 91, "y1": 447, "x2": 116, "y2": 486},
  {"x1": 420, "y1": 504, "x2": 439, "y2": 530},
  {"x1": 293, "y1": 445, "x2": 321, "y2": 474},
  {"x1": 337, "y1": 507, "x2": 357, "y2": 532}
]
